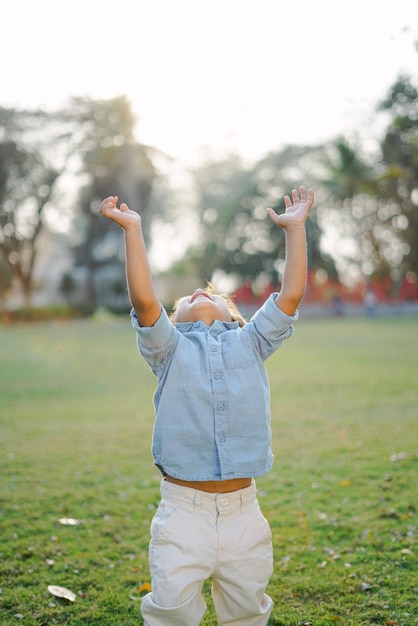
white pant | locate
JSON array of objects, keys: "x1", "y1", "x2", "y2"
[{"x1": 141, "y1": 479, "x2": 273, "y2": 626}]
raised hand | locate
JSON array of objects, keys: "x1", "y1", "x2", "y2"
[
  {"x1": 100, "y1": 196, "x2": 141, "y2": 230},
  {"x1": 266, "y1": 186, "x2": 314, "y2": 229}
]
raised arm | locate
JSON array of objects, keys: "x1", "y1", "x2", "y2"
[
  {"x1": 100, "y1": 196, "x2": 161, "y2": 326},
  {"x1": 266, "y1": 186, "x2": 314, "y2": 316}
]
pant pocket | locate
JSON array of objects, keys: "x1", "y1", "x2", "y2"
[{"x1": 150, "y1": 501, "x2": 182, "y2": 545}]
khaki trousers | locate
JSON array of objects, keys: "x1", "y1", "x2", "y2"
[{"x1": 141, "y1": 478, "x2": 274, "y2": 625}]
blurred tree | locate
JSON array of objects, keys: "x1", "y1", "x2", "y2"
[
  {"x1": 66, "y1": 96, "x2": 159, "y2": 310},
  {"x1": 320, "y1": 138, "x2": 384, "y2": 282},
  {"x1": 0, "y1": 96, "x2": 160, "y2": 311},
  {"x1": 322, "y1": 138, "x2": 376, "y2": 198},
  {"x1": 184, "y1": 145, "x2": 334, "y2": 289},
  {"x1": 0, "y1": 257, "x2": 13, "y2": 305},
  {"x1": 377, "y1": 74, "x2": 418, "y2": 281},
  {"x1": 320, "y1": 71, "x2": 418, "y2": 287},
  {"x1": 0, "y1": 107, "x2": 65, "y2": 305}
]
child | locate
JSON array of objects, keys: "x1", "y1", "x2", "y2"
[{"x1": 100, "y1": 186, "x2": 314, "y2": 626}]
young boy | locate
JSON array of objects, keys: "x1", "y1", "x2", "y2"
[{"x1": 100, "y1": 186, "x2": 314, "y2": 626}]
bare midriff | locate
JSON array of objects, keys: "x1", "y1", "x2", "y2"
[{"x1": 165, "y1": 475, "x2": 252, "y2": 493}]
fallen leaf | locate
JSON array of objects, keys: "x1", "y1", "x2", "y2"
[
  {"x1": 390, "y1": 452, "x2": 408, "y2": 462},
  {"x1": 378, "y1": 508, "x2": 400, "y2": 520},
  {"x1": 339, "y1": 479, "x2": 351, "y2": 487},
  {"x1": 361, "y1": 528, "x2": 371, "y2": 540},
  {"x1": 58, "y1": 518, "x2": 81, "y2": 526},
  {"x1": 129, "y1": 582, "x2": 152, "y2": 601},
  {"x1": 139, "y1": 582, "x2": 152, "y2": 594},
  {"x1": 47, "y1": 585, "x2": 76, "y2": 602},
  {"x1": 400, "y1": 512, "x2": 413, "y2": 521}
]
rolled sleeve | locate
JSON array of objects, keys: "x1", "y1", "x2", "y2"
[
  {"x1": 130, "y1": 307, "x2": 178, "y2": 373},
  {"x1": 246, "y1": 293, "x2": 298, "y2": 360}
]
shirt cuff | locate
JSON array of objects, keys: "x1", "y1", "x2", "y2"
[
  {"x1": 256, "y1": 292, "x2": 299, "y2": 325},
  {"x1": 130, "y1": 306, "x2": 174, "y2": 349}
]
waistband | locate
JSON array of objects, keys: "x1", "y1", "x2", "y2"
[{"x1": 160, "y1": 478, "x2": 258, "y2": 512}]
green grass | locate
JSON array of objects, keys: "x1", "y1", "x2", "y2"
[{"x1": 0, "y1": 314, "x2": 417, "y2": 625}]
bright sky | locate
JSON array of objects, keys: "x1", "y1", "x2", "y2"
[{"x1": 3, "y1": 0, "x2": 417, "y2": 166}]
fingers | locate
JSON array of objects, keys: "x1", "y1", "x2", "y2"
[
  {"x1": 284, "y1": 188, "x2": 302, "y2": 208},
  {"x1": 100, "y1": 196, "x2": 134, "y2": 221},
  {"x1": 104, "y1": 196, "x2": 118, "y2": 206},
  {"x1": 285, "y1": 186, "x2": 314, "y2": 208},
  {"x1": 100, "y1": 196, "x2": 118, "y2": 215},
  {"x1": 307, "y1": 187, "x2": 315, "y2": 208},
  {"x1": 266, "y1": 207, "x2": 281, "y2": 226},
  {"x1": 284, "y1": 195, "x2": 292, "y2": 209},
  {"x1": 266, "y1": 184, "x2": 315, "y2": 230},
  {"x1": 100, "y1": 197, "x2": 131, "y2": 215}
]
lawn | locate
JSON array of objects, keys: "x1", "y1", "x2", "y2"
[{"x1": 0, "y1": 314, "x2": 417, "y2": 625}]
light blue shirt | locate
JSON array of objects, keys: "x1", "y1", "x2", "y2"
[{"x1": 131, "y1": 293, "x2": 297, "y2": 481}]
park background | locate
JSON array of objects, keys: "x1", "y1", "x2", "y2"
[
  {"x1": 1, "y1": 1, "x2": 417, "y2": 625},
  {"x1": 0, "y1": 0, "x2": 418, "y2": 317}
]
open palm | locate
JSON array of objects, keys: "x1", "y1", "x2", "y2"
[
  {"x1": 267, "y1": 186, "x2": 314, "y2": 228},
  {"x1": 100, "y1": 196, "x2": 141, "y2": 229}
]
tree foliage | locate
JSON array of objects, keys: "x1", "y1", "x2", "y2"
[
  {"x1": 184, "y1": 145, "x2": 335, "y2": 288},
  {"x1": 377, "y1": 74, "x2": 418, "y2": 280},
  {"x1": 0, "y1": 96, "x2": 158, "y2": 308},
  {"x1": 0, "y1": 107, "x2": 66, "y2": 304},
  {"x1": 1, "y1": 66, "x2": 417, "y2": 310},
  {"x1": 67, "y1": 96, "x2": 158, "y2": 309},
  {"x1": 318, "y1": 71, "x2": 418, "y2": 287}
]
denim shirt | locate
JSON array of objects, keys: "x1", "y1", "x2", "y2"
[{"x1": 131, "y1": 293, "x2": 297, "y2": 481}]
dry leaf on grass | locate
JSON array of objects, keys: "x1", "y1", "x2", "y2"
[
  {"x1": 339, "y1": 479, "x2": 351, "y2": 487},
  {"x1": 58, "y1": 517, "x2": 82, "y2": 526},
  {"x1": 129, "y1": 582, "x2": 152, "y2": 601},
  {"x1": 390, "y1": 452, "x2": 408, "y2": 462},
  {"x1": 47, "y1": 585, "x2": 77, "y2": 602}
]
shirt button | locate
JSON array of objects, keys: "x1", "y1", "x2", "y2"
[
  {"x1": 211, "y1": 345, "x2": 218, "y2": 352},
  {"x1": 214, "y1": 372, "x2": 221, "y2": 379},
  {"x1": 221, "y1": 497, "x2": 228, "y2": 506},
  {"x1": 219, "y1": 434, "x2": 226, "y2": 442}
]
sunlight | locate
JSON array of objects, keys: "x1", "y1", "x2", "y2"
[{"x1": 2, "y1": 1, "x2": 416, "y2": 164}]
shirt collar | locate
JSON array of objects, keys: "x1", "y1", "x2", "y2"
[{"x1": 174, "y1": 319, "x2": 240, "y2": 335}]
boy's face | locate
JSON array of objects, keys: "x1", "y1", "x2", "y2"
[{"x1": 172, "y1": 289, "x2": 233, "y2": 325}]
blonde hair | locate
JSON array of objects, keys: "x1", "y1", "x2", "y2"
[{"x1": 170, "y1": 282, "x2": 247, "y2": 327}]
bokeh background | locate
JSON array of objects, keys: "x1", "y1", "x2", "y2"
[{"x1": 1, "y1": 0, "x2": 417, "y2": 318}]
